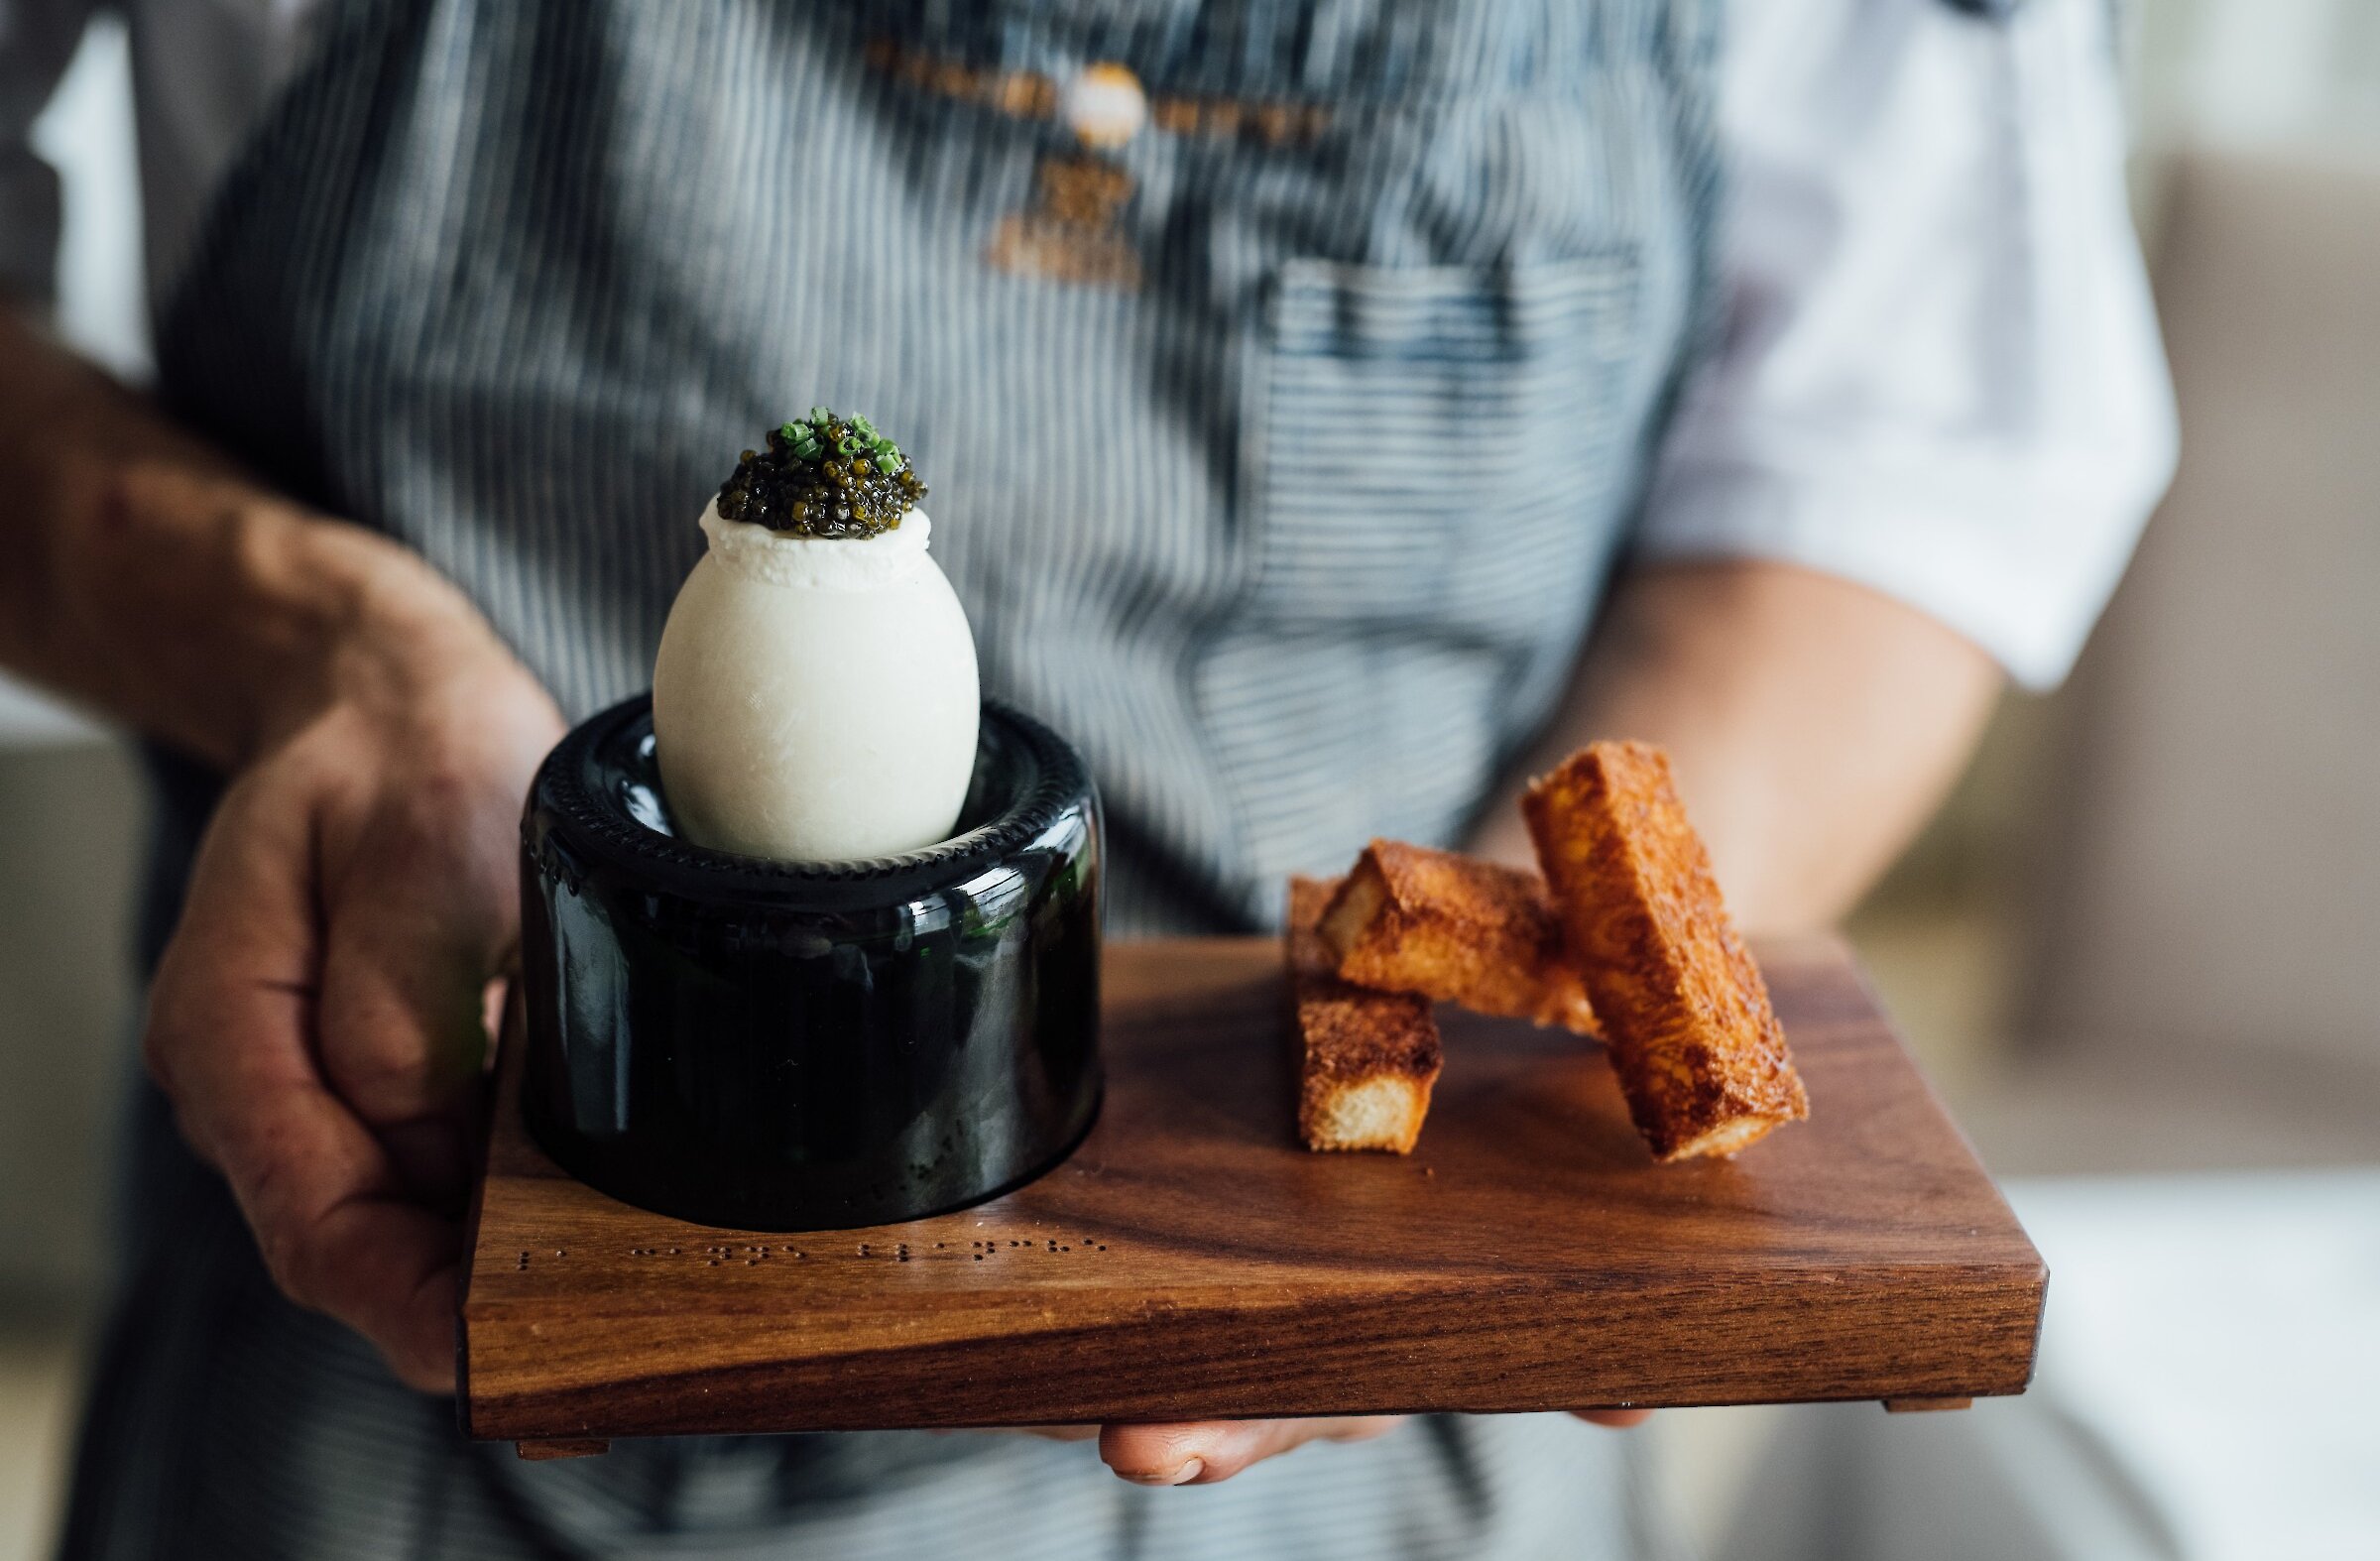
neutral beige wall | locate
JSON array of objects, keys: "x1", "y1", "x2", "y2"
[
  {"x1": 2020, "y1": 149, "x2": 2380, "y2": 1082},
  {"x1": 0, "y1": 741, "x2": 144, "y2": 1306}
]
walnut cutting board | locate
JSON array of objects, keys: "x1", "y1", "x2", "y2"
[{"x1": 460, "y1": 936, "x2": 2044, "y2": 1447}]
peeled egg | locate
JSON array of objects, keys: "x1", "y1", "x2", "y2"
[{"x1": 652, "y1": 499, "x2": 980, "y2": 862}]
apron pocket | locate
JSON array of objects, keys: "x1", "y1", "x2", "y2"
[
  {"x1": 1241, "y1": 252, "x2": 1647, "y2": 631},
  {"x1": 1201, "y1": 254, "x2": 1651, "y2": 903}
]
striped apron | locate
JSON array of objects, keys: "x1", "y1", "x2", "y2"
[{"x1": 61, "y1": 1, "x2": 1718, "y2": 1555}]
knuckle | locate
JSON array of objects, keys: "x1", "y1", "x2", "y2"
[
  {"x1": 408, "y1": 763, "x2": 478, "y2": 819},
  {"x1": 382, "y1": 753, "x2": 496, "y2": 846}
]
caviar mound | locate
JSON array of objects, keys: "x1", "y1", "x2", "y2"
[{"x1": 715, "y1": 408, "x2": 927, "y2": 539}]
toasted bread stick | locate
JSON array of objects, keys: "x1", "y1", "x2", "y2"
[
  {"x1": 1522, "y1": 743, "x2": 1808, "y2": 1159},
  {"x1": 1288, "y1": 876, "x2": 1442, "y2": 1153},
  {"x1": 1317, "y1": 841, "x2": 1599, "y2": 1036}
]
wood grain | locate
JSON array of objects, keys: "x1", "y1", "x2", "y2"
[{"x1": 460, "y1": 936, "x2": 2044, "y2": 1441}]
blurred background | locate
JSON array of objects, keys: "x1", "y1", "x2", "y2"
[{"x1": 3, "y1": 2, "x2": 2375, "y2": 1557}]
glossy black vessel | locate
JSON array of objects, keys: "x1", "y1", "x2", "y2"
[{"x1": 518, "y1": 694, "x2": 1102, "y2": 1231}]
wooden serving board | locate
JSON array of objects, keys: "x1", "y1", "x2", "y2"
[{"x1": 460, "y1": 936, "x2": 2044, "y2": 1449}]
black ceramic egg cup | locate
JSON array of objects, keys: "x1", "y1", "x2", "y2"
[{"x1": 517, "y1": 695, "x2": 1102, "y2": 1232}]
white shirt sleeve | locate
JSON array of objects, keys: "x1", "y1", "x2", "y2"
[
  {"x1": 0, "y1": 0, "x2": 99, "y2": 304},
  {"x1": 1638, "y1": 0, "x2": 2178, "y2": 689}
]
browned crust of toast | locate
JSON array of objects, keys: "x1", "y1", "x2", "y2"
[
  {"x1": 1316, "y1": 842, "x2": 1600, "y2": 1036},
  {"x1": 1521, "y1": 743, "x2": 1808, "y2": 1160},
  {"x1": 1287, "y1": 876, "x2": 1442, "y2": 1153}
]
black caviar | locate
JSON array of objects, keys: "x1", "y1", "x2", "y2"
[{"x1": 715, "y1": 408, "x2": 926, "y2": 539}]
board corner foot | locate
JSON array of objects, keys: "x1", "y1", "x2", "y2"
[{"x1": 516, "y1": 1438, "x2": 611, "y2": 1460}]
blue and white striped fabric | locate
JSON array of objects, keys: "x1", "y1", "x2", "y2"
[{"x1": 63, "y1": 1, "x2": 1719, "y2": 1555}]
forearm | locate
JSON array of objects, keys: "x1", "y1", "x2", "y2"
[
  {"x1": 1472, "y1": 559, "x2": 2003, "y2": 934},
  {"x1": 0, "y1": 306, "x2": 502, "y2": 769}
]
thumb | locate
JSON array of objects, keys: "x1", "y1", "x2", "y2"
[
  {"x1": 1100, "y1": 1418, "x2": 1404, "y2": 1487},
  {"x1": 146, "y1": 777, "x2": 462, "y2": 1392}
]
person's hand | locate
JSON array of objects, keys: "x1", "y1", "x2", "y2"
[
  {"x1": 142, "y1": 581, "x2": 562, "y2": 1393},
  {"x1": 1081, "y1": 1408, "x2": 1651, "y2": 1486}
]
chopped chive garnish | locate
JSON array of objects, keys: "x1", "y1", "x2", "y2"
[{"x1": 715, "y1": 408, "x2": 925, "y2": 538}]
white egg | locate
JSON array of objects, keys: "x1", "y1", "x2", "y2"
[{"x1": 653, "y1": 499, "x2": 980, "y2": 862}]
